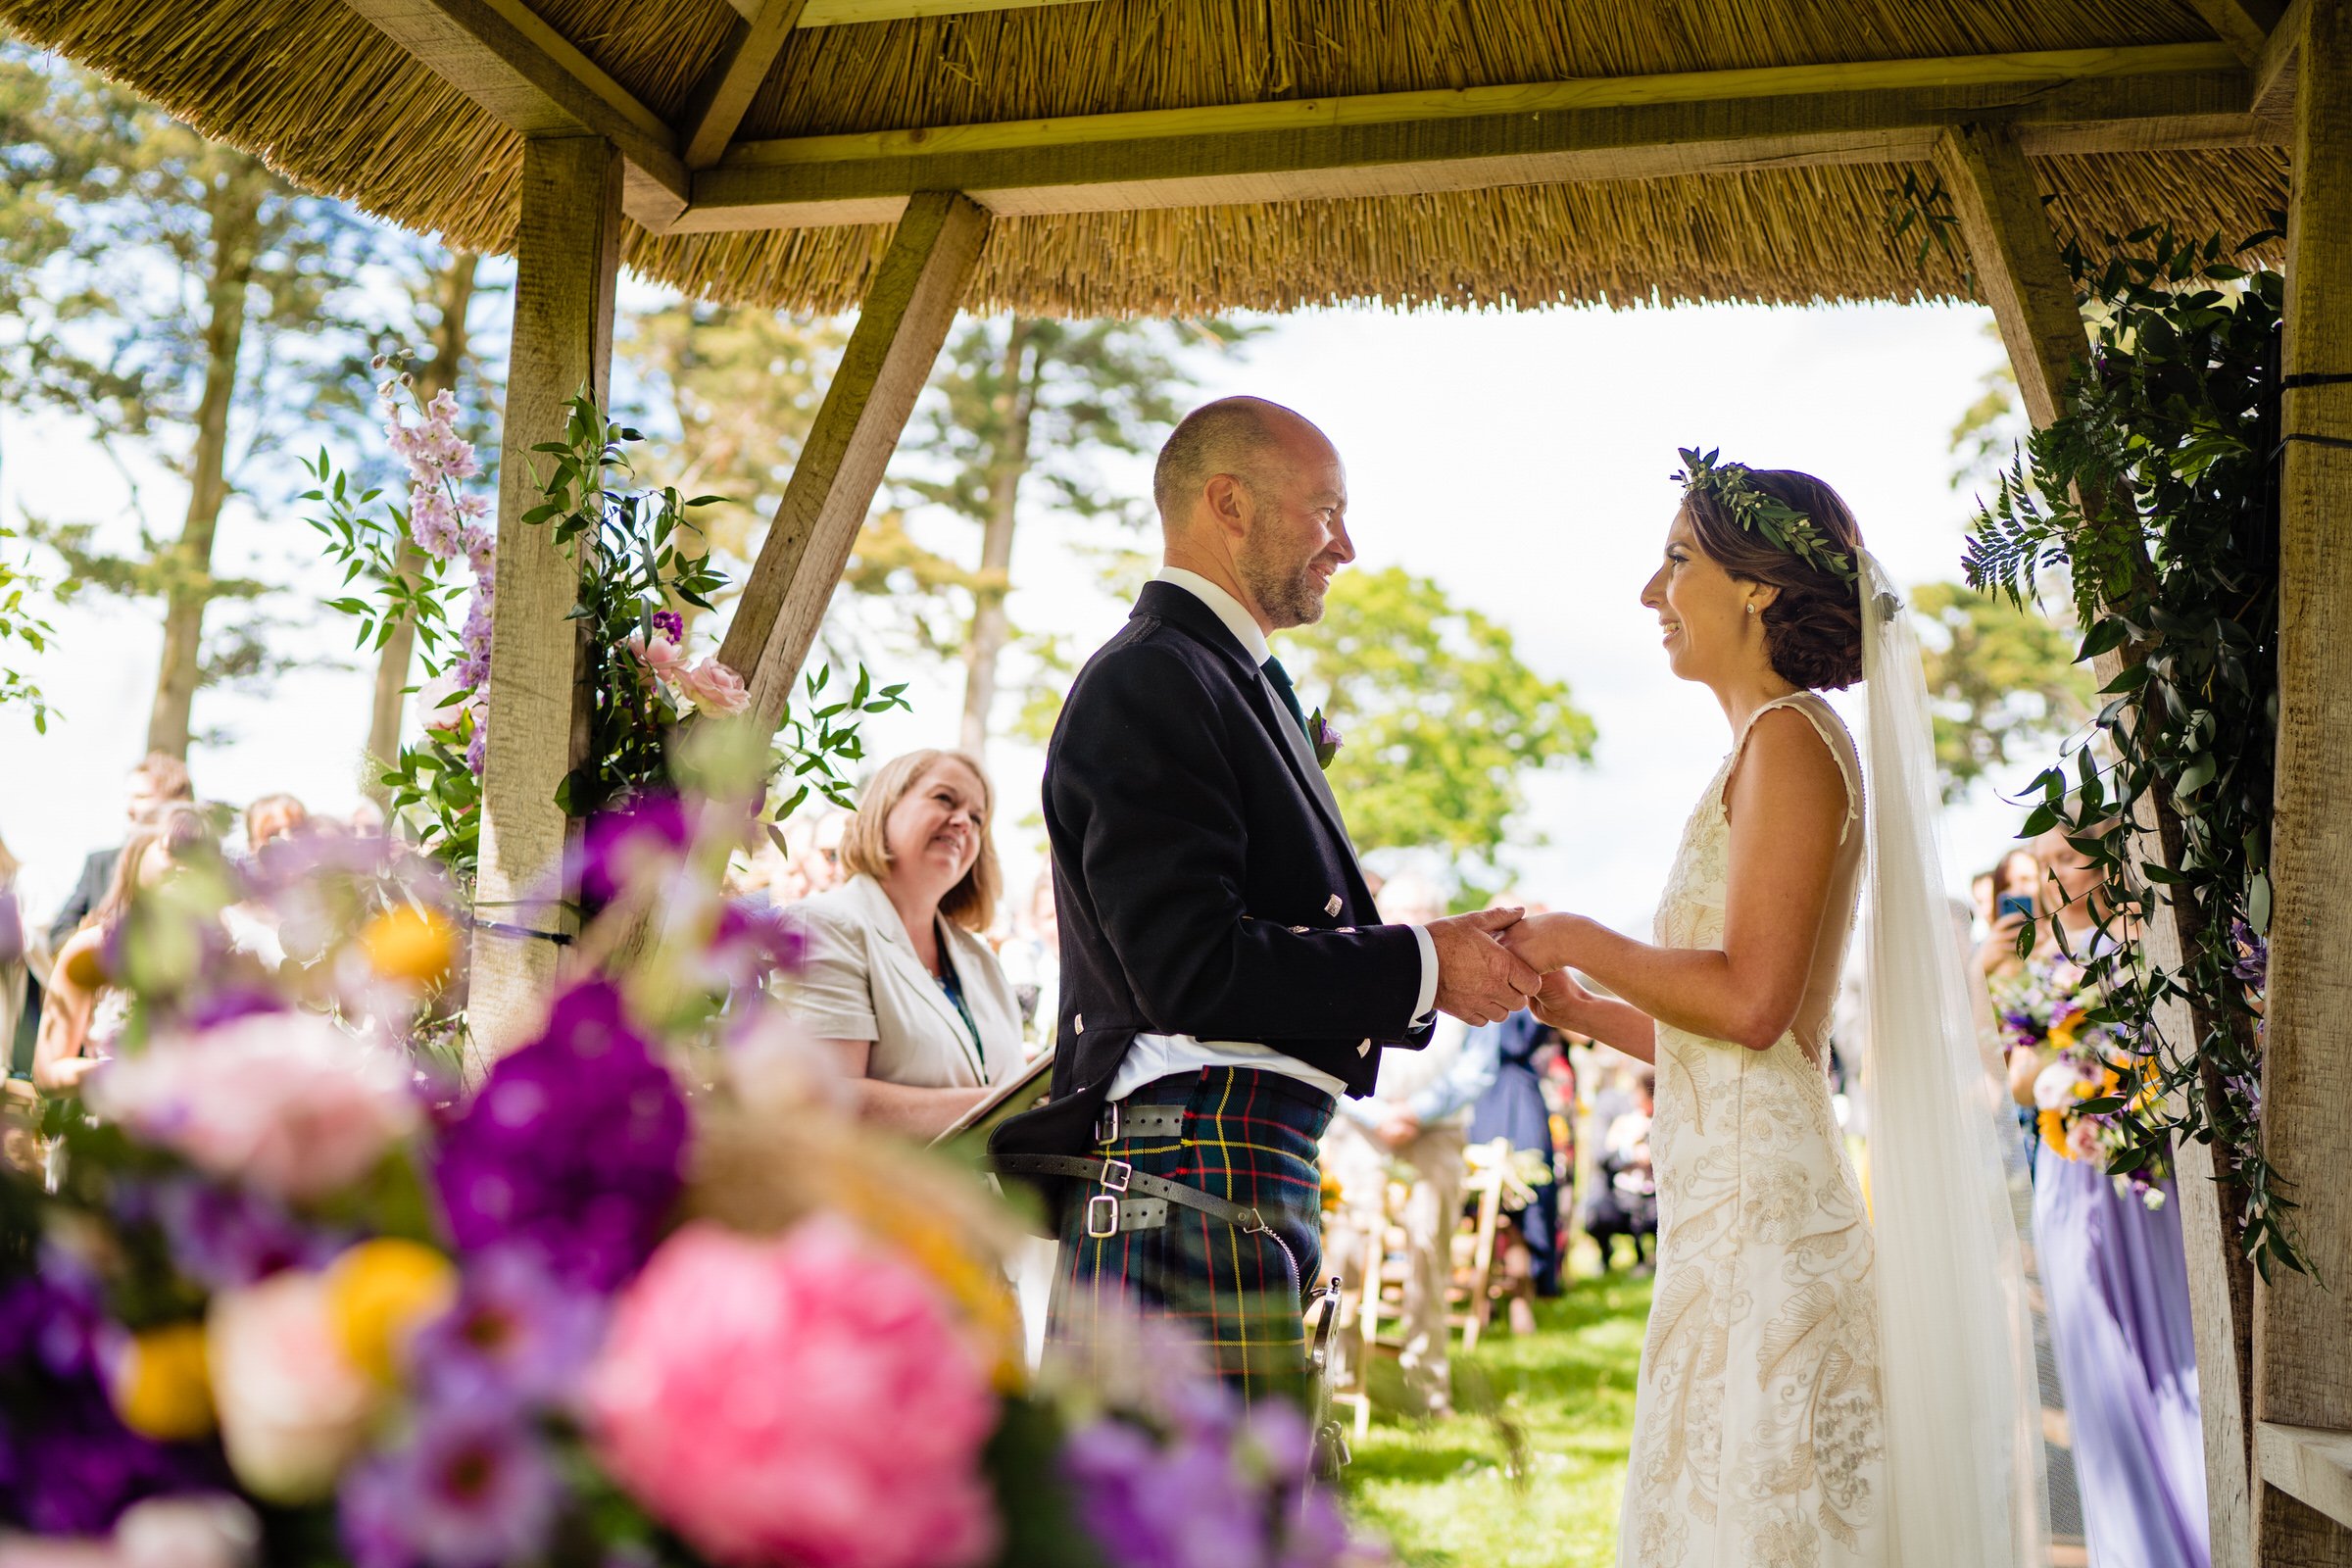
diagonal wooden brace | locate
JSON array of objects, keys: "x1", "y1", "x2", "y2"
[{"x1": 717, "y1": 191, "x2": 992, "y2": 734}]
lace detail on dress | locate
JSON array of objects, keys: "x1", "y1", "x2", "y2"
[{"x1": 1618, "y1": 691, "x2": 1886, "y2": 1568}]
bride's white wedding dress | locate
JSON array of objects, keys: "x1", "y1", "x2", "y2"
[{"x1": 1620, "y1": 690, "x2": 1888, "y2": 1567}]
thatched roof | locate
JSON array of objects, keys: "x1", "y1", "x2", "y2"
[{"x1": 0, "y1": 0, "x2": 2289, "y2": 317}]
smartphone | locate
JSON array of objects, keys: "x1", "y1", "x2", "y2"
[{"x1": 1996, "y1": 893, "x2": 2034, "y2": 921}]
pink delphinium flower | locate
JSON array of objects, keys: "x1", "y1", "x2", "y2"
[
  {"x1": 88, "y1": 1012, "x2": 418, "y2": 1204},
  {"x1": 587, "y1": 1219, "x2": 1000, "y2": 1568},
  {"x1": 673, "y1": 658, "x2": 750, "y2": 715}
]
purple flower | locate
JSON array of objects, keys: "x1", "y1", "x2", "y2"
[
  {"x1": 0, "y1": 1271, "x2": 220, "y2": 1535},
  {"x1": 430, "y1": 981, "x2": 686, "y2": 1292},
  {"x1": 1063, "y1": 1383, "x2": 1385, "y2": 1568},
  {"x1": 1308, "y1": 710, "x2": 1343, "y2": 771},
  {"x1": 339, "y1": 1397, "x2": 561, "y2": 1568},
  {"x1": 410, "y1": 1249, "x2": 607, "y2": 1411},
  {"x1": 710, "y1": 899, "x2": 808, "y2": 989},
  {"x1": 650, "y1": 610, "x2": 683, "y2": 644},
  {"x1": 2230, "y1": 920, "x2": 2268, "y2": 988},
  {"x1": 146, "y1": 1177, "x2": 346, "y2": 1291},
  {"x1": 576, "y1": 796, "x2": 693, "y2": 906}
]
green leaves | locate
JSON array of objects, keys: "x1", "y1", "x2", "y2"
[
  {"x1": 1959, "y1": 223, "x2": 2298, "y2": 1280},
  {"x1": 1673, "y1": 447, "x2": 1857, "y2": 585}
]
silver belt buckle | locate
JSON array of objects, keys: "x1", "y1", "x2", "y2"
[
  {"x1": 1085, "y1": 1192, "x2": 1119, "y2": 1239},
  {"x1": 1100, "y1": 1158, "x2": 1132, "y2": 1193},
  {"x1": 1095, "y1": 1102, "x2": 1120, "y2": 1144}
]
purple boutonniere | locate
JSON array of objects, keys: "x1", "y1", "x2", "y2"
[{"x1": 1309, "y1": 708, "x2": 1343, "y2": 770}]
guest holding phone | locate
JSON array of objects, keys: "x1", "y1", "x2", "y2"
[{"x1": 790, "y1": 750, "x2": 1025, "y2": 1140}]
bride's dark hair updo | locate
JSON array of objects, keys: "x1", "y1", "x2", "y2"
[{"x1": 1680, "y1": 468, "x2": 1866, "y2": 691}]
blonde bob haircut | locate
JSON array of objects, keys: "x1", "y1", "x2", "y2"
[{"x1": 839, "y1": 749, "x2": 1002, "y2": 933}]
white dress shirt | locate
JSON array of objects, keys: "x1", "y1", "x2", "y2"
[{"x1": 1103, "y1": 568, "x2": 1440, "y2": 1102}]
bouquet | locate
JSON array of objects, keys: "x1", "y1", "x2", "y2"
[
  {"x1": 0, "y1": 739, "x2": 1389, "y2": 1568},
  {"x1": 1992, "y1": 955, "x2": 2171, "y2": 1206}
]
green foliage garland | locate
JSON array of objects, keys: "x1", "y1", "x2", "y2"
[{"x1": 1964, "y1": 224, "x2": 2302, "y2": 1278}]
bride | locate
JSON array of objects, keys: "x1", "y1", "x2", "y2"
[{"x1": 1505, "y1": 455, "x2": 2046, "y2": 1567}]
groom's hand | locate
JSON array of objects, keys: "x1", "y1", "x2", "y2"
[{"x1": 1428, "y1": 906, "x2": 1543, "y2": 1025}]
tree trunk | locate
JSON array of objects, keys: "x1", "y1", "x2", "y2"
[
  {"x1": 364, "y1": 252, "x2": 480, "y2": 794},
  {"x1": 957, "y1": 319, "x2": 1034, "y2": 758},
  {"x1": 144, "y1": 158, "x2": 266, "y2": 760}
]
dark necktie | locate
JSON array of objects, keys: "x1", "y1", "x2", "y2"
[{"x1": 1261, "y1": 656, "x2": 1313, "y2": 744}]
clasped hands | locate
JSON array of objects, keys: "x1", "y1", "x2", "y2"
[{"x1": 1428, "y1": 907, "x2": 1604, "y2": 1034}]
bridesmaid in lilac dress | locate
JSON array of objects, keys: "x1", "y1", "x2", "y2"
[{"x1": 2028, "y1": 830, "x2": 2210, "y2": 1568}]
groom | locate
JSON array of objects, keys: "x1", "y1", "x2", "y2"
[{"x1": 991, "y1": 396, "x2": 1541, "y2": 1395}]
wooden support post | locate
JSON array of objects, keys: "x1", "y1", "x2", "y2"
[
  {"x1": 467, "y1": 135, "x2": 622, "y2": 1062},
  {"x1": 715, "y1": 191, "x2": 989, "y2": 731},
  {"x1": 2258, "y1": 0, "x2": 2352, "y2": 1556},
  {"x1": 1936, "y1": 120, "x2": 2261, "y2": 1568}
]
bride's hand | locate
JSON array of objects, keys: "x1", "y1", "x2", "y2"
[
  {"x1": 1500, "y1": 911, "x2": 1583, "y2": 973},
  {"x1": 1530, "y1": 968, "x2": 1604, "y2": 1035}
]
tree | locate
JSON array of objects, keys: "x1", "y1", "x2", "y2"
[
  {"x1": 851, "y1": 315, "x2": 1255, "y2": 758},
  {"x1": 620, "y1": 302, "x2": 844, "y2": 621},
  {"x1": 1911, "y1": 580, "x2": 2093, "y2": 803},
  {"x1": 1278, "y1": 565, "x2": 1595, "y2": 902},
  {"x1": 0, "y1": 47, "x2": 379, "y2": 758}
]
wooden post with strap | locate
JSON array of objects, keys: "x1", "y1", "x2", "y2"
[
  {"x1": 1934, "y1": 118, "x2": 2260, "y2": 1567},
  {"x1": 2255, "y1": 0, "x2": 2352, "y2": 1558},
  {"x1": 466, "y1": 134, "x2": 622, "y2": 1064}
]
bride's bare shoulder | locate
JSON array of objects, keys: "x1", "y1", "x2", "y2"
[{"x1": 1722, "y1": 702, "x2": 1851, "y2": 831}]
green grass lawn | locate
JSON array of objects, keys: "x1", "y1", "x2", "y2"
[{"x1": 1343, "y1": 1272, "x2": 1652, "y2": 1568}]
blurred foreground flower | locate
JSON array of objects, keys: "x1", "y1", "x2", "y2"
[
  {"x1": 108, "y1": 1323, "x2": 214, "y2": 1442},
  {"x1": 588, "y1": 1218, "x2": 999, "y2": 1568},
  {"x1": 206, "y1": 1270, "x2": 379, "y2": 1503},
  {"x1": 430, "y1": 982, "x2": 685, "y2": 1291},
  {"x1": 360, "y1": 907, "x2": 459, "y2": 989},
  {"x1": 324, "y1": 1239, "x2": 459, "y2": 1387},
  {"x1": 88, "y1": 1013, "x2": 417, "y2": 1204},
  {"x1": 339, "y1": 1397, "x2": 560, "y2": 1568}
]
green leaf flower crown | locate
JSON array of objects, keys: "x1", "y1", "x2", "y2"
[{"x1": 1674, "y1": 447, "x2": 1859, "y2": 586}]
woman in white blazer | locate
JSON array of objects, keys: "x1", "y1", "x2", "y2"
[{"x1": 792, "y1": 749, "x2": 1025, "y2": 1139}]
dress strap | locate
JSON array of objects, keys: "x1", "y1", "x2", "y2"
[{"x1": 1727, "y1": 693, "x2": 1864, "y2": 845}]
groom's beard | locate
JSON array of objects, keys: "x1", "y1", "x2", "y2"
[{"x1": 1239, "y1": 540, "x2": 1328, "y2": 629}]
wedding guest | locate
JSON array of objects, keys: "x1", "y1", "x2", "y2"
[
  {"x1": 1585, "y1": 1070, "x2": 1657, "y2": 1275},
  {"x1": 35, "y1": 807, "x2": 216, "y2": 1094},
  {"x1": 2008, "y1": 824, "x2": 2210, "y2": 1568},
  {"x1": 1324, "y1": 873, "x2": 1494, "y2": 1415},
  {"x1": 996, "y1": 867, "x2": 1061, "y2": 1054},
  {"x1": 1467, "y1": 1004, "x2": 1567, "y2": 1296},
  {"x1": 48, "y1": 752, "x2": 195, "y2": 949},
  {"x1": 792, "y1": 751, "x2": 1024, "y2": 1140},
  {"x1": 243, "y1": 792, "x2": 310, "y2": 854}
]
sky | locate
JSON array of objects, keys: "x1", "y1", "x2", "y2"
[{"x1": 0, "y1": 285, "x2": 2042, "y2": 940}]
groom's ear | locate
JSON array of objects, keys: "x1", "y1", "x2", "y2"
[{"x1": 1203, "y1": 471, "x2": 1254, "y2": 539}]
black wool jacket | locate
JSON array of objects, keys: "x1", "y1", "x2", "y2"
[{"x1": 991, "y1": 580, "x2": 1432, "y2": 1204}]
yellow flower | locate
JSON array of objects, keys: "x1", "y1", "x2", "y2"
[
  {"x1": 112, "y1": 1322, "x2": 215, "y2": 1441},
  {"x1": 360, "y1": 906, "x2": 457, "y2": 987},
  {"x1": 323, "y1": 1238, "x2": 459, "y2": 1385},
  {"x1": 2037, "y1": 1108, "x2": 2076, "y2": 1157},
  {"x1": 2047, "y1": 1019, "x2": 2079, "y2": 1053}
]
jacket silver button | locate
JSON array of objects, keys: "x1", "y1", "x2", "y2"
[
  {"x1": 1075, "y1": 1013, "x2": 1084, "y2": 1035},
  {"x1": 1358, "y1": 1038, "x2": 1372, "y2": 1055},
  {"x1": 1326, "y1": 895, "x2": 1343, "y2": 916}
]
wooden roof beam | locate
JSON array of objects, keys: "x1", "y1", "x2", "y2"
[
  {"x1": 2187, "y1": 0, "x2": 2287, "y2": 69},
  {"x1": 716, "y1": 0, "x2": 1094, "y2": 25},
  {"x1": 341, "y1": 0, "x2": 690, "y2": 230},
  {"x1": 675, "y1": 43, "x2": 2269, "y2": 233},
  {"x1": 2257, "y1": 0, "x2": 2309, "y2": 122},
  {"x1": 680, "y1": 0, "x2": 810, "y2": 169}
]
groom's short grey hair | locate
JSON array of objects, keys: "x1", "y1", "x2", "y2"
[{"x1": 1152, "y1": 396, "x2": 1318, "y2": 522}]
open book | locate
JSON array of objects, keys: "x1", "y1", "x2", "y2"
[{"x1": 929, "y1": 1046, "x2": 1055, "y2": 1156}]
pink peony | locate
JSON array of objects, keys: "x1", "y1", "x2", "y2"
[
  {"x1": 587, "y1": 1219, "x2": 1000, "y2": 1568},
  {"x1": 87, "y1": 1012, "x2": 417, "y2": 1203},
  {"x1": 415, "y1": 671, "x2": 475, "y2": 735},
  {"x1": 674, "y1": 658, "x2": 750, "y2": 716},
  {"x1": 625, "y1": 630, "x2": 689, "y2": 685},
  {"x1": 207, "y1": 1271, "x2": 380, "y2": 1502}
]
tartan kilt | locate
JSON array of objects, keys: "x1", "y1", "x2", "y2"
[{"x1": 1044, "y1": 1067, "x2": 1335, "y2": 1400}]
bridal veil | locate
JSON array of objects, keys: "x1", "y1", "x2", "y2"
[{"x1": 1854, "y1": 549, "x2": 2050, "y2": 1565}]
